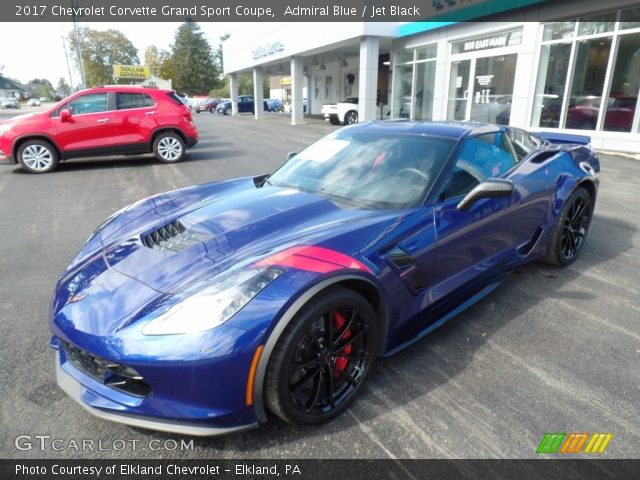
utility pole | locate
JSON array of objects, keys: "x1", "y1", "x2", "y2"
[
  {"x1": 71, "y1": 0, "x2": 85, "y2": 88},
  {"x1": 61, "y1": 34, "x2": 75, "y2": 92}
]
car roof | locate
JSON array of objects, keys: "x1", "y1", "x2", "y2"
[
  {"x1": 349, "y1": 120, "x2": 502, "y2": 139},
  {"x1": 87, "y1": 85, "x2": 172, "y2": 93}
]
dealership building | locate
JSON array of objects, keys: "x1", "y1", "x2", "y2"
[{"x1": 222, "y1": 0, "x2": 640, "y2": 154}]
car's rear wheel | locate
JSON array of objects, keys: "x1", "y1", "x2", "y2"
[
  {"x1": 543, "y1": 186, "x2": 593, "y2": 266},
  {"x1": 265, "y1": 287, "x2": 377, "y2": 425},
  {"x1": 17, "y1": 139, "x2": 59, "y2": 173},
  {"x1": 344, "y1": 111, "x2": 358, "y2": 125},
  {"x1": 153, "y1": 132, "x2": 186, "y2": 164}
]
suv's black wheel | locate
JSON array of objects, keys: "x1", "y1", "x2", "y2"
[
  {"x1": 265, "y1": 287, "x2": 377, "y2": 425},
  {"x1": 153, "y1": 132, "x2": 185, "y2": 164},
  {"x1": 344, "y1": 111, "x2": 358, "y2": 125},
  {"x1": 17, "y1": 139, "x2": 59, "y2": 173},
  {"x1": 543, "y1": 186, "x2": 593, "y2": 266}
]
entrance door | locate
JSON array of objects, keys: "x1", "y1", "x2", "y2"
[
  {"x1": 447, "y1": 54, "x2": 517, "y2": 124},
  {"x1": 447, "y1": 60, "x2": 471, "y2": 121}
]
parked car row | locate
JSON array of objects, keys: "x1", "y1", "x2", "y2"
[{"x1": 216, "y1": 95, "x2": 269, "y2": 115}]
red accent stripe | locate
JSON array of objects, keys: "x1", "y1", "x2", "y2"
[{"x1": 254, "y1": 245, "x2": 371, "y2": 273}]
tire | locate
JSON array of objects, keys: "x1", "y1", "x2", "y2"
[
  {"x1": 344, "y1": 111, "x2": 358, "y2": 125},
  {"x1": 17, "y1": 139, "x2": 59, "y2": 173},
  {"x1": 265, "y1": 287, "x2": 377, "y2": 425},
  {"x1": 329, "y1": 117, "x2": 340, "y2": 125},
  {"x1": 543, "y1": 186, "x2": 593, "y2": 266},
  {"x1": 224, "y1": 107, "x2": 231, "y2": 116},
  {"x1": 153, "y1": 132, "x2": 186, "y2": 164}
]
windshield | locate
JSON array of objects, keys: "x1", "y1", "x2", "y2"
[{"x1": 268, "y1": 128, "x2": 455, "y2": 209}]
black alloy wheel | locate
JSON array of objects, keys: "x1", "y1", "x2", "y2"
[
  {"x1": 561, "y1": 193, "x2": 591, "y2": 261},
  {"x1": 265, "y1": 287, "x2": 377, "y2": 424},
  {"x1": 344, "y1": 111, "x2": 358, "y2": 125},
  {"x1": 544, "y1": 186, "x2": 593, "y2": 266}
]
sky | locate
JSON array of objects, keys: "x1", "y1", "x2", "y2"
[{"x1": 0, "y1": 22, "x2": 238, "y2": 87}]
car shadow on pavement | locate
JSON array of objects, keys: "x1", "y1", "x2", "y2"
[{"x1": 8, "y1": 155, "x2": 204, "y2": 174}]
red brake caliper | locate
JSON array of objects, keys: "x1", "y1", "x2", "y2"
[{"x1": 333, "y1": 310, "x2": 351, "y2": 377}]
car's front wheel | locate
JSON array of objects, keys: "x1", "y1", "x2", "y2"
[
  {"x1": 224, "y1": 107, "x2": 231, "y2": 115},
  {"x1": 17, "y1": 139, "x2": 59, "y2": 173},
  {"x1": 344, "y1": 111, "x2": 358, "y2": 125},
  {"x1": 265, "y1": 287, "x2": 377, "y2": 425},
  {"x1": 543, "y1": 186, "x2": 593, "y2": 266},
  {"x1": 153, "y1": 132, "x2": 186, "y2": 164}
]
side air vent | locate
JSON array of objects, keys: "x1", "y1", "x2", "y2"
[
  {"x1": 530, "y1": 150, "x2": 559, "y2": 164},
  {"x1": 143, "y1": 220, "x2": 210, "y2": 253},
  {"x1": 387, "y1": 246, "x2": 429, "y2": 291}
]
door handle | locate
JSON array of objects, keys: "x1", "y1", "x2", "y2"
[
  {"x1": 96, "y1": 118, "x2": 109, "y2": 123},
  {"x1": 145, "y1": 111, "x2": 157, "y2": 116}
]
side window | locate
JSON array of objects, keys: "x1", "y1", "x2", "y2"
[
  {"x1": 116, "y1": 93, "x2": 155, "y2": 110},
  {"x1": 444, "y1": 132, "x2": 517, "y2": 200},
  {"x1": 508, "y1": 128, "x2": 539, "y2": 161},
  {"x1": 67, "y1": 93, "x2": 108, "y2": 115}
]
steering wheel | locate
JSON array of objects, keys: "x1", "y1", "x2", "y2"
[{"x1": 397, "y1": 168, "x2": 429, "y2": 182}]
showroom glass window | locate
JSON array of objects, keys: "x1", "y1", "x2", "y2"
[
  {"x1": 392, "y1": 45, "x2": 437, "y2": 120},
  {"x1": 532, "y1": 8, "x2": 640, "y2": 132}
]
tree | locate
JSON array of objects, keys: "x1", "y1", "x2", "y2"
[
  {"x1": 144, "y1": 45, "x2": 174, "y2": 81},
  {"x1": 26, "y1": 79, "x2": 55, "y2": 99},
  {"x1": 171, "y1": 21, "x2": 221, "y2": 95},
  {"x1": 215, "y1": 33, "x2": 230, "y2": 78},
  {"x1": 57, "y1": 77, "x2": 71, "y2": 98},
  {"x1": 68, "y1": 27, "x2": 139, "y2": 87}
]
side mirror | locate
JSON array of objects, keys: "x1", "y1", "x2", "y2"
[
  {"x1": 457, "y1": 178, "x2": 514, "y2": 212},
  {"x1": 60, "y1": 108, "x2": 72, "y2": 122},
  {"x1": 286, "y1": 152, "x2": 297, "y2": 162}
]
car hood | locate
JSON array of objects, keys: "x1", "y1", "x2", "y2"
[
  {"x1": 0, "y1": 111, "x2": 43, "y2": 126},
  {"x1": 98, "y1": 178, "x2": 384, "y2": 294}
]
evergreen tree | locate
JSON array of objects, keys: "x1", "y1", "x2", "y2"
[{"x1": 171, "y1": 21, "x2": 221, "y2": 95}]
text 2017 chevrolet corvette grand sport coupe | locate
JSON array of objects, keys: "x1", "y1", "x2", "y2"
[{"x1": 50, "y1": 121, "x2": 599, "y2": 436}]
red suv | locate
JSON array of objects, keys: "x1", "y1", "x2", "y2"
[{"x1": 0, "y1": 86, "x2": 198, "y2": 173}]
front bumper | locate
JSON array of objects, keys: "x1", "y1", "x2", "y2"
[
  {"x1": 0, "y1": 148, "x2": 15, "y2": 165},
  {"x1": 55, "y1": 350, "x2": 257, "y2": 436}
]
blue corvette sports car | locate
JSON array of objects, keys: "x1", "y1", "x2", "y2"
[{"x1": 50, "y1": 121, "x2": 599, "y2": 435}]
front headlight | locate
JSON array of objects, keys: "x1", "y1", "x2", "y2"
[{"x1": 141, "y1": 267, "x2": 284, "y2": 335}]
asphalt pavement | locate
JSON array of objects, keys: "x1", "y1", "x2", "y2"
[{"x1": 0, "y1": 110, "x2": 638, "y2": 459}]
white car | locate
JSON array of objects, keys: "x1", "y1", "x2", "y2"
[
  {"x1": 27, "y1": 98, "x2": 41, "y2": 107},
  {"x1": 322, "y1": 98, "x2": 390, "y2": 125},
  {"x1": 322, "y1": 97, "x2": 359, "y2": 125}
]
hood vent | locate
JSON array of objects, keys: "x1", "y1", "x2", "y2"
[{"x1": 143, "y1": 220, "x2": 210, "y2": 253}]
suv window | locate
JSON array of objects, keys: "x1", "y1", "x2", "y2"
[
  {"x1": 67, "y1": 93, "x2": 108, "y2": 115},
  {"x1": 116, "y1": 92, "x2": 155, "y2": 110},
  {"x1": 444, "y1": 132, "x2": 517, "y2": 200}
]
